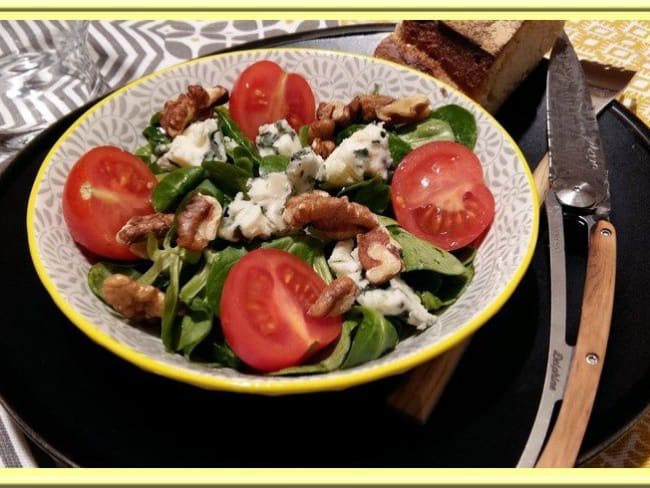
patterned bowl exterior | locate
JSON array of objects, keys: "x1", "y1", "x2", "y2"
[{"x1": 28, "y1": 49, "x2": 538, "y2": 394}]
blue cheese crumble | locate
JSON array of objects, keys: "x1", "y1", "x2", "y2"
[
  {"x1": 356, "y1": 278, "x2": 438, "y2": 330},
  {"x1": 218, "y1": 172, "x2": 292, "y2": 241},
  {"x1": 256, "y1": 119, "x2": 302, "y2": 157},
  {"x1": 159, "y1": 118, "x2": 225, "y2": 168},
  {"x1": 327, "y1": 240, "x2": 369, "y2": 290},
  {"x1": 210, "y1": 129, "x2": 228, "y2": 162},
  {"x1": 323, "y1": 123, "x2": 392, "y2": 187},
  {"x1": 285, "y1": 148, "x2": 325, "y2": 194}
]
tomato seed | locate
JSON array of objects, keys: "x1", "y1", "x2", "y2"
[{"x1": 80, "y1": 181, "x2": 93, "y2": 200}]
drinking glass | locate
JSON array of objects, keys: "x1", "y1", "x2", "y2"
[{"x1": 0, "y1": 21, "x2": 108, "y2": 165}]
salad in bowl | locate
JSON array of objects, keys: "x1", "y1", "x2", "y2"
[{"x1": 28, "y1": 50, "x2": 537, "y2": 393}]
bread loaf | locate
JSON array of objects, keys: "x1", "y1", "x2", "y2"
[{"x1": 374, "y1": 21, "x2": 565, "y2": 113}]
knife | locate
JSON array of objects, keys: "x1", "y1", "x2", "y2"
[
  {"x1": 388, "y1": 59, "x2": 634, "y2": 426},
  {"x1": 517, "y1": 31, "x2": 617, "y2": 468}
]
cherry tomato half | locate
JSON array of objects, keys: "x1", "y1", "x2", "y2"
[
  {"x1": 220, "y1": 249, "x2": 342, "y2": 372},
  {"x1": 229, "y1": 60, "x2": 316, "y2": 141},
  {"x1": 391, "y1": 141, "x2": 495, "y2": 251},
  {"x1": 62, "y1": 145, "x2": 158, "y2": 261}
]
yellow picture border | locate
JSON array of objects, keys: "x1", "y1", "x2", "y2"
[
  {"x1": 0, "y1": 1, "x2": 648, "y2": 19},
  {"x1": 1, "y1": 5, "x2": 650, "y2": 482},
  {"x1": 1, "y1": 467, "x2": 650, "y2": 483}
]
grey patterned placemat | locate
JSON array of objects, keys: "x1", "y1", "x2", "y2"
[
  {"x1": 0, "y1": 20, "x2": 339, "y2": 170},
  {"x1": 0, "y1": 19, "x2": 339, "y2": 467},
  {"x1": 0, "y1": 405, "x2": 37, "y2": 467}
]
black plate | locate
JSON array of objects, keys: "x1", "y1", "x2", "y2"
[{"x1": 1, "y1": 25, "x2": 649, "y2": 467}]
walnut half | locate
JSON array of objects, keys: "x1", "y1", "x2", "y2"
[
  {"x1": 311, "y1": 137, "x2": 336, "y2": 159},
  {"x1": 102, "y1": 274, "x2": 165, "y2": 321},
  {"x1": 307, "y1": 118, "x2": 335, "y2": 142},
  {"x1": 160, "y1": 84, "x2": 229, "y2": 138},
  {"x1": 116, "y1": 213, "x2": 174, "y2": 245},
  {"x1": 177, "y1": 194, "x2": 223, "y2": 252},
  {"x1": 375, "y1": 94, "x2": 431, "y2": 125},
  {"x1": 308, "y1": 275, "x2": 358, "y2": 318},
  {"x1": 357, "y1": 226, "x2": 403, "y2": 285},
  {"x1": 283, "y1": 190, "x2": 378, "y2": 240},
  {"x1": 316, "y1": 101, "x2": 353, "y2": 126}
]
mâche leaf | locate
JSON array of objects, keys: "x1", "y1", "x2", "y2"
[
  {"x1": 396, "y1": 118, "x2": 454, "y2": 148},
  {"x1": 387, "y1": 133, "x2": 413, "y2": 167},
  {"x1": 337, "y1": 176, "x2": 391, "y2": 214},
  {"x1": 177, "y1": 309, "x2": 212, "y2": 355},
  {"x1": 259, "y1": 154, "x2": 290, "y2": 176},
  {"x1": 215, "y1": 106, "x2": 263, "y2": 167},
  {"x1": 151, "y1": 167, "x2": 205, "y2": 212},
  {"x1": 202, "y1": 160, "x2": 250, "y2": 196},
  {"x1": 428, "y1": 104, "x2": 477, "y2": 149},
  {"x1": 341, "y1": 307, "x2": 399, "y2": 369},
  {"x1": 261, "y1": 236, "x2": 332, "y2": 282},
  {"x1": 271, "y1": 321, "x2": 358, "y2": 375},
  {"x1": 205, "y1": 247, "x2": 247, "y2": 316},
  {"x1": 386, "y1": 225, "x2": 466, "y2": 276}
]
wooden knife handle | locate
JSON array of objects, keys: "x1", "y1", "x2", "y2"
[
  {"x1": 534, "y1": 153, "x2": 551, "y2": 201},
  {"x1": 387, "y1": 157, "x2": 550, "y2": 422},
  {"x1": 536, "y1": 219, "x2": 617, "y2": 467}
]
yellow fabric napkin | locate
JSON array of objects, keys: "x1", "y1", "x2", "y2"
[
  {"x1": 566, "y1": 21, "x2": 649, "y2": 127},
  {"x1": 582, "y1": 411, "x2": 650, "y2": 467}
]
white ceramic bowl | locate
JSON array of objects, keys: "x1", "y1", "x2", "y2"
[{"x1": 28, "y1": 49, "x2": 539, "y2": 395}]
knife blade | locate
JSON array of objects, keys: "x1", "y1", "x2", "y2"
[
  {"x1": 517, "y1": 31, "x2": 617, "y2": 467},
  {"x1": 532, "y1": 59, "x2": 636, "y2": 202}
]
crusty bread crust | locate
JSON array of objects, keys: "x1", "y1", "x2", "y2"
[
  {"x1": 374, "y1": 34, "x2": 460, "y2": 91},
  {"x1": 396, "y1": 21, "x2": 493, "y2": 95},
  {"x1": 374, "y1": 20, "x2": 565, "y2": 113},
  {"x1": 441, "y1": 21, "x2": 523, "y2": 57}
]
